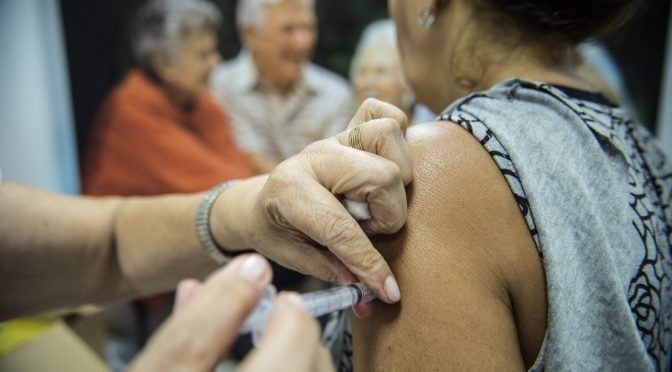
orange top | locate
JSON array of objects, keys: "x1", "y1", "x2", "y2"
[{"x1": 83, "y1": 69, "x2": 256, "y2": 196}]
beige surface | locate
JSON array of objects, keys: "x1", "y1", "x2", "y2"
[{"x1": 0, "y1": 321, "x2": 108, "y2": 372}]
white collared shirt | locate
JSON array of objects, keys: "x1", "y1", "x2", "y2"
[{"x1": 210, "y1": 52, "x2": 353, "y2": 163}]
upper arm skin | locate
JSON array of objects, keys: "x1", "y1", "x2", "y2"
[{"x1": 352, "y1": 123, "x2": 547, "y2": 370}]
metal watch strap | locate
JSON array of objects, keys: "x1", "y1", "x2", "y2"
[{"x1": 196, "y1": 180, "x2": 241, "y2": 264}]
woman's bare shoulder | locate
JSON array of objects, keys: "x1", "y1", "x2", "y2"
[{"x1": 352, "y1": 121, "x2": 546, "y2": 370}]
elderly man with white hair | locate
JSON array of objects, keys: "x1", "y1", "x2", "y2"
[{"x1": 210, "y1": 0, "x2": 353, "y2": 174}]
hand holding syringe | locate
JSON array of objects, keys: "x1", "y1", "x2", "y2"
[
  {"x1": 240, "y1": 282, "x2": 375, "y2": 344},
  {"x1": 239, "y1": 200, "x2": 377, "y2": 344}
]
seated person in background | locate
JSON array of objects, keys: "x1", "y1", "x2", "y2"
[
  {"x1": 350, "y1": 19, "x2": 435, "y2": 125},
  {"x1": 329, "y1": 0, "x2": 671, "y2": 371},
  {"x1": 210, "y1": 0, "x2": 353, "y2": 360},
  {"x1": 82, "y1": 0, "x2": 254, "y2": 367},
  {"x1": 83, "y1": 0, "x2": 254, "y2": 196},
  {"x1": 210, "y1": 0, "x2": 353, "y2": 174}
]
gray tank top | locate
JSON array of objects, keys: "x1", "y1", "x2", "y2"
[
  {"x1": 326, "y1": 79, "x2": 671, "y2": 371},
  {"x1": 440, "y1": 79, "x2": 671, "y2": 371}
]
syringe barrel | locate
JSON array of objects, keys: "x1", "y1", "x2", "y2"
[
  {"x1": 239, "y1": 283, "x2": 375, "y2": 337},
  {"x1": 239, "y1": 285, "x2": 276, "y2": 334},
  {"x1": 300, "y1": 283, "x2": 375, "y2": 317}
]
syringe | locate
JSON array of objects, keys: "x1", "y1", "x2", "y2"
[{"x1": 239, "y1": 283, "x2": 375, "y2": 344}]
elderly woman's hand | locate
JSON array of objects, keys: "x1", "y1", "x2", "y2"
[{"x1": 211, "y1": 99, "x2": 412, "y2": 306}]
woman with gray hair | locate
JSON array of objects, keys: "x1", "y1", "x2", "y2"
[
  {"x1": 133, "y1": 0, "x2": 222, "y2": 96},
  {"x1": 83, "y1": 0, "x2": 255, "y2": 198},
  {"x1": 81, "y1": 0, "x2": 256, "y2": 367}
]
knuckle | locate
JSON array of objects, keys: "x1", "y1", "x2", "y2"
[
  {"x1": 356, "y1": 249, "x2": 385, "y2": 272},
  {"x1": 376, "y1": 117, "x2": 401, "y2": 132},
  {"x1": 367, "y1": 119, "x2": 397, "y2": 143},
  {"x1": 321, "y1": 213, "x2": 361, "y2": 247},
  {"x1": 361, "y1": 97, "x2": 380, "y2": 110},
  {"x1": 303, "y1": 139, "x2": 329, "y2": 155},
  {"x1": 384, "y1": 118, "x2": 404, "y2": 138},
  {"x1": 369, "y1": 119, "x2": 404, "y2": 150},
  {"x1": 302, "y1": 141, "x2": 321, "y2": 154},
  {"x1": 374, "y1": 161, "x2": 402, "y2": 186},
  {"x1": 370, "y1": 187, "x2": 407, "y2": 233}
]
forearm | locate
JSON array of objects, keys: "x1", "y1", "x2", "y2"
[
  {"x1": 0, "y1": 183, "x2": 221, "y2": 320},
  {"x1": 112, "y1": 193, "x2": 219, "y2": 297},
  {"x1": 0, "y1": 183, "x2": 124, "y2": 319}
]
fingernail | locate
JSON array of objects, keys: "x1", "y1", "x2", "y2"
[
  {"x1": 236, "y1": 255, "x2": 267, "y2": 284},
  {"x1": 384, "y1": 276, "x2": 401, "y2": 303},
  {"x1": 281, "y1": 293, "x2": 305, "y2": 309}
]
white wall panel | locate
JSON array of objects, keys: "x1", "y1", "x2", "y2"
[{"x1": 0, "y1": 0, "x2": 79, "y2": 193}]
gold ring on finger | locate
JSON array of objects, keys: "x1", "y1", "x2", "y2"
[{"x1": 349, "y1": 125, "x2": 364, "y2": 151}]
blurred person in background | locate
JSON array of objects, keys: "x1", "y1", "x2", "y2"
[
  {"x1": 81, "y1": 0, "x2": 255, "y2": 368},
  {"x1": 210, "y1": 0, "x2": 353, "y2": 175},
  {"x1": 350, "y1": 19, "x2": 435, "y2": 125},
  {"x1": 83, "y1": 0, "x2": 254, "y2": 196},
  {"x1": 210, "y1": 0, "x2": 353, "y2": 299},
  {"x1": 210, "y1": 0, "x2": 355, "y2": 360}
]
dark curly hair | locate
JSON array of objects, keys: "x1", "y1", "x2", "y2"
[
  {"x1": 446, "y1": 0, "x2": 649, "y2": 90},
  {"x1": 478, "y1": 0, "x2": 648, "y2": 45}
]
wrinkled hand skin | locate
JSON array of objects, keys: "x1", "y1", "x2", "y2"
[{"x1": 251, "y1": 99, "x2": 413, "y2": 307}]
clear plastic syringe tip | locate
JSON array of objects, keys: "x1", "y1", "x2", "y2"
[
  {"x1": 301, "y1": 283, "x2": 375, "y2": 317},
  {"x1": 238, "y1": 283, "x2": 375, "y2": 345}
]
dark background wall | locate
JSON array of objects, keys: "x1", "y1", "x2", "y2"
[
  {"x1": 60, "y1": 0, "x2": 670, "y2": 165},
  {"x1": 605, "y1": 0, "x2": 670, "y2": 129}
]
